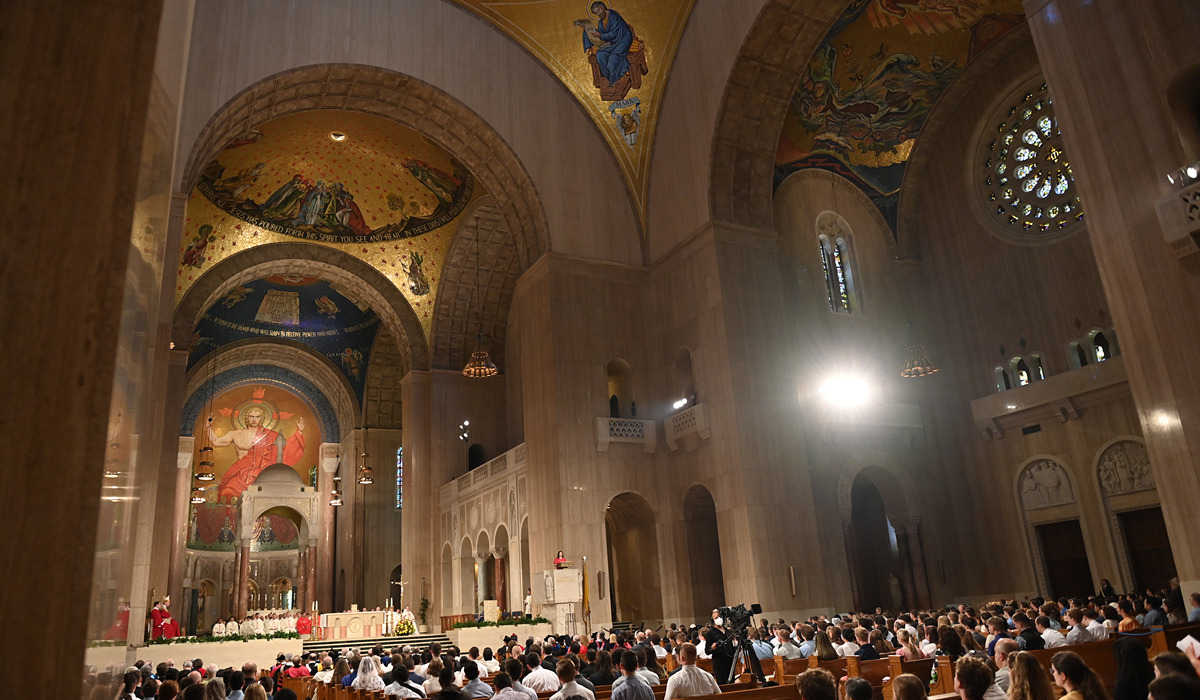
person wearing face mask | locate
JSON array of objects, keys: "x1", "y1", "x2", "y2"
[{"x1": 701, "y1": 610, "x2": 736, "y2": 684}]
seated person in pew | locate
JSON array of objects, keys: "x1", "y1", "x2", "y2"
[
  {"x1": 1153, "y1": 651, "x2": 1200, "y2": 680},
  {"x1": 1049, "y1": 651, "x2": 1108, "y2": 700},
  {"x1": 991, "y1": 638, "x2": 1019, "y2": 692},
  {"x1": 611, "y1": 651, "x2": 654, "y2": 700},
  {"x1": 1005, "y1": 651, "x2": 1056, "y2": 700},
  {"x1": 1035, "y1": 616, "x2": 1066, "y2": 649},
  {"x1": 1148, "y1": 673, "x2": 1200, "y2": 700},
  {"x1": 461, "y1": 660, "x2": 495, "y2": 699},
  {"x1": 890, "y1": 674, "x2": 929, "y2": 700},
  {"x1": 663, "y1": 644, "x2": 719, "y2": 700},
  {"x1": 1081, "y1": 609, "x2": 1109, "y2": 641},
  {"x1": 549, "y1": 659, "x2": 595, "y2": 700},
  {"x1": 843, "y1": 678, "x2": 871, "y2": 700},
  {"x1": 387, "y1": 665, "x2": 429, "y2": 698},
  {"x1": 503, "y1": 659, "x2": 538, "y2": 700},
  {"x1": 493, "y1": 673, "x2": 530, "y2": 700},
  {"x1": 793, "y1": 668, "x2": 836, "y2": 700},
  {"x1": 953, "y1": 655, "x2": 994, "y2": 700},
  {"x1": 854, "y1": 628, "x2": 879, "y2": 661}
]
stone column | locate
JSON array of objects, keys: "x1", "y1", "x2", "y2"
[
  {"x1": 1024, "y1": 0, "x2": 1200, "y2": 593},
  {"x1": 474, "y1": 553, "x2": 488, "y2": 613},
  {"x1": 842, "y1": 521, "x2": 862, "y2": 613},
  {"x1": 493, "y1": 543, "x2": 508, "y2": 611},
  {"x1": 318, "y1": 443, "x2": 339, "y2": 611},
  {"x1": 236, "y1": 541, "x2": 250, "y2": 619},
  {"x1": 906, "y1": 520, "x2": 931, "y2": 610},
  {"x1": 307, "y1": 539, "x2": 318, "y2": 613},
  {"x1": 169, "y1": 429, "x2": 194, "y2": 606},
  {"x1": 297, "y1": 547, "x2": 308, "y2": 612},
  {"x1": 896, "y1": 524, "x2": 917, "y2": 611},
  {"x1": 230, "y1": 548, "x2": 240, "y2": 619}
]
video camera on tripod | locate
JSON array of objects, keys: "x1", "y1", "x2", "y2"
[{"x1": 712, "y1": 603, "x2": 768, "y2": 685}]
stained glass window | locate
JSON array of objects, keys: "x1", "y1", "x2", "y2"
[
  {"x1": 396, "y1": 447, "x2": 403, "y2": 509},
  {"x1": 982, "y1": 82, "x2": 1082, "y2": 236},
  {"x1": 816, "y1": 213, "x2": 855, "y2": 314}
]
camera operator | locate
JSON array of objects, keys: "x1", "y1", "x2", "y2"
[{"x1": 700, "y1": 610, "x2": 735, "y2": 685}]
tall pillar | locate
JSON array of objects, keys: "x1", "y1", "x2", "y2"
[
  {"x1": 236, "y1": 542, "x2": 250, "y2": 619},
  {"x1": 168, "y1": 430, "x2": 194, "y2": 608},
  {"x1": 230, "y1": 548, "x2": 242, "y2": 619},
  {"x1": 1024, "y1": 0, "x2": 1200, "y2": 592},
  {"x1": 318, "y1": 443, "x2": 339, "y2": 611},
  {"x1": 297, "y1": 548, "x2": 308, "y2": 612},
  {"x1": 474, "y1": 553, "x2": 487, "y2": 613},
  {"x1": 896, "y1": 525, "x2": 916, "y2": 611},
  {"x1": 906, "y1": 520, "x2": 931, "y2": 610},
  {"x1": 493, "y1": 544, "x2": 508, "y2": 611},
  {"x1": 842, "y1": 521, "x2": 862, "y2": 613},
  {"x1": 307, "y1": 539, "x2": 318, "y2": 613}
]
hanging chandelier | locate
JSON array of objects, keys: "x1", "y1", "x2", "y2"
[
  {"x1": 330, "y1": 474, "x2": 344, "y2": 507},
  {"x1": 900, "y1": 344, "x2": 940, "y2": 378},
  {"x1": 195, "y1": 358, "x2": 217, "y2": 480},
  {"x1": 462, "y1": 216, "x2": 498, "y2": 378},
  {"x1": 190, "y1": 483, "x2": 206, "y2": 504},
  {"x1": 357, "y1": 428, "x2": 374, "y2": 485}
]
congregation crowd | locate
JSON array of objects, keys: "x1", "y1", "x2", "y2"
[{"x1": 84, "y1": 580, "x2": 1200, "y2": 700}]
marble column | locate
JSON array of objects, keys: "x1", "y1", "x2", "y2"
[
  {"x1": 1024, "y1": 0, "x2": 1200, "y2": 593},
  {"x1": 297, "y1": 548, "x2": 308, "y2": 612},
  {"x1": 474, "y1": 553, "x2": 488, "y2": 613},
  {"x1": 493, "y1": 544, "x2": 508, "y2": 611},
  {"x1": 318, "y1": 443, "x2": 339, "y2": 611},
  {"x1": 236, "y1": 542, "x2": 250, "y2": 619},
  {"x1": 307, "y1": 539, "x2": 318, "y2": 613},
  {"x1": 230, "y1": 548, "x2": 242, "y2": 619}
]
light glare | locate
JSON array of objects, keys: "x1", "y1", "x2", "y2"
[{"x1": 818, "y1": 374, "x2": 874, "y2": 407}]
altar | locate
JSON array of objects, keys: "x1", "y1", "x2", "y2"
[{"x1": 321, "y1": 607, "x2": 392, "y2": 640}]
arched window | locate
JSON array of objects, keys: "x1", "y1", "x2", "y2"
[
  {"x1": 606, "y1": 359, "x2": 633, "y2": 417},
  {"x1": 1090, "y1": 330, "x2": 1111, "y2": 362},
  {"x1": 816, "y1": 213, "x2": 857, "y2": 314},
  {"x1": 673, "y1": 347, "x2": 696, "y2": 409},
  {"x1": 995, "y1": 366, "x2": 1011, "y2": 392},
  {"x1": 1030, "y1": 353, "x2": 1046, "y2": 380},
  {"x1": 1016, "y1": 359, "x2": 1032, "y2": 386},
  {"x1": 1068, "y1": 340, "x2": 1089, "y2": 369},
  {"x1": 396, "y1": 447, "x2": 403, "y2": 509}
]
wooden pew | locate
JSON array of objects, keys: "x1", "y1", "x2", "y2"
[
  {"x1": 844, "y1": 656, "x2": 892, "y2": 700},
  {"x1": 880, "y1": 656, "x2": 934, "y2": 700},
  {"x1": 927, "y1": 657, "x2": 956, "y2": 697},
  {"x1": 535, "y1": 678, "x2": 754, "y2": 700},
  {"x1": 771, "y1": 656, "x2": 809, "y2": 685}
]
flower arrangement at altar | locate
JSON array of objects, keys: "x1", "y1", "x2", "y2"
[{"x1": 394, "y1": 618, "x2": 416, "y2": 636}]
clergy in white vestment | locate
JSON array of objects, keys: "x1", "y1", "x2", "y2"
[{"x1": 226, "y1": 619, "x2": 240, "y2": 636}]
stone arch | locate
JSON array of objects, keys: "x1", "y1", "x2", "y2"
[
  {"x1": 836, "y1": 451, "x2": 920, "y2": 523},
  {"x1": 775, "y1": 169, "x2": 894, "y2": 255},
  {"x1": 897, "y1": 24, "x2": 1036, "y2": 257},
  {"x1": 440, "y1": 542, "x2": 454, "y2": 621},
  {"x1": 430, "y1": 197, "x2": 521, "y2": 372},
  {"x1": 183, "y1": 338, "x2": 358, "y2": 440},
  {"x1": 682, "y1": 484, "x2": 725, "y2": 618},
  {"x1": 1013, "y1": 455, "x2": 1096, "y2": 598},
  {"x1": 179, "y1": 63, "x2": 548, "y2": 272},
  {"x1": 709, "y1": 0, "x2": 855, "y2": 228},
  {"x1": 363, "y1": 324, "x2": 405, "y2": 429},
  {"x1": 460, "y1": 535, "x2": 476, "y2": 615},
  {"x1": 178, "y1": 361, "x2": 341, "y2": 441},
  {"x1": 1091, "y1": 436, "x2": 1171, "y2": 592},
  {"x1": 172, "y1": 241, "x2": 429, "y2": 373},
  {"x1": 604, "y1": 491, "x2": 663, "y2": 623}
]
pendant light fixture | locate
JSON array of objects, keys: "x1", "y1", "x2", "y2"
[
  {"x1": 357, "y1": 427, "x2": 374, "y2": 485},
  {"x1": 330, "y1": 454, "x2": 344, "y2": 507},
  {"x1": 899, "y1": 322, "x2": 940, "y2": 378},
  {"x1": 196, "y1": 357, "x2": 217, "y2": 481},
  {"x1": 462, "y1": 216, "x2": 498, "y2": 378}
]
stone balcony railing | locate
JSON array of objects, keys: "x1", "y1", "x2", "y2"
[
  {"x1": 594, "y1": 417, "x2": 657, "y2": 453},
  {"x1": 664, "y1": 403, "x2": 710, "y2": 450},
  {"x1": 1155, "y1": 177, "x2": 1200, "y2": 258},
  {"x1": 970, "y1": 355, "x2": 1129, "y2": 440},
  {"x1": 439, "y1": 442, "x2": 526, "y2": 502}
]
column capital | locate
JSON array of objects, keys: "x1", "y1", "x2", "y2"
[
  {"x1": 492, "y1": 544, "x2": 508, "y2": 559},
  {"x1": 320, "y1": 443, "x2": 341, "y2": 473},
  {"x1": 177, "y1": 436, "x2": 195, "y2": 469}
]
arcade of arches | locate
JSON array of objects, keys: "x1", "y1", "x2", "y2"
[{"x1": 7, "y1": 0, "x2": 1200, "y2": 690}]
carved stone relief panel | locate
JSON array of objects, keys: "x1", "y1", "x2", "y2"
[
  {"x1": 1098, "y1": 441, "x2": 1154, "y2": 496},
  {"x1": 1019, "y1": 458, "x2": 1075, "y2": 509}
]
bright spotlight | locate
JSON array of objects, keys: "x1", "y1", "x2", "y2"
[
  {"x1": 672, "y1": 398, "x2": 688, "y2": 410},
  {"x1": 817, "y1": 374, "x2": 875, "y2": 407}
]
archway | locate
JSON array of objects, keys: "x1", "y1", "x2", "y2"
[
  {"x1": 460, "y1": 537, "x2": 475, "y2": 615},
  {"x1": 477, "y1": 530, "x2": 493, "y2": 604},
  {"x1": 606, "y1": 360, "x2": 634, "y2": 418},
  {"x1": 683, "y1": 485, "x2": 725, "y2": 618},
  {"x1": 847, "y1": 475, "x2": 902, "y2": 612},
  {"x1": 468, "y1": 444, "x2": 487, "y2": 471},
  {"x1": 604, "y1": 492, "x2": 663, "y2": 624},
  {"x1": 494, "y1": 523, "x2": 510, "y2": 611},
  {"x1": 441, "y1": 544, "x2": 454, "y2": 622}
]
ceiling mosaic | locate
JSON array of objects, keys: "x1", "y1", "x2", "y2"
[
  {"x1": 776, "y1": 0, "x2": 1023, "y2": 230},
  {"x1": 177, "y1": 110, "x2": 487, "y2": 337},
  {"x1": 188, "y1": 275, "x2": 381, "y2": 403},
  {"x1": 450, "y1": 0, "x2": 695, "y2": 233}
]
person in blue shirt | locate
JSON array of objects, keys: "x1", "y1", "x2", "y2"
[{"x1": 610, "y1": 651, "x2": 653, "y2": 700}]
